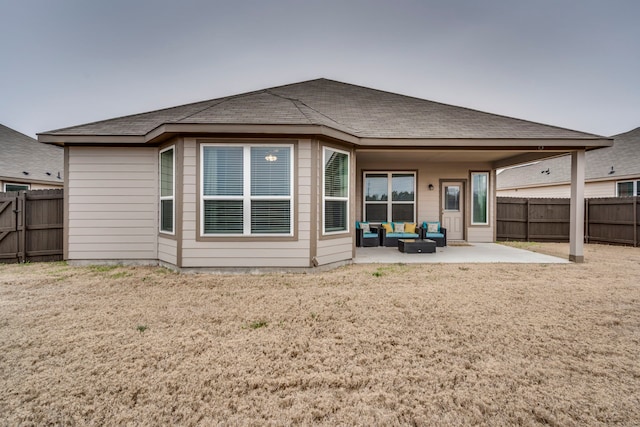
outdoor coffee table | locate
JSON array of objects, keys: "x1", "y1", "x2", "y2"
[{"x1": 398, "y1": 239, "x2": 436, "y2": 254}]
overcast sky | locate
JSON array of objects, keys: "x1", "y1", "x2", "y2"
[{"x1": 1, "y1": 0, "x2": 639, "y2": 139}]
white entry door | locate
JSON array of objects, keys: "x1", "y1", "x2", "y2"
[{"x1": 441, "y1": 182, "x2": 464, "y2": 240}]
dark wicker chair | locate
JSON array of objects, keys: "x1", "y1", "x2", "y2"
[
  {"x1": 355, "y1": 222, "x2": 379, "y2": 247},
  {"x1": 420, "y1": 221, "x2": 447, "y2": 247}
]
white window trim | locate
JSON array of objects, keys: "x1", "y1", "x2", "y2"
[
  {"x1": 3, "y1": 183, "x2": 31, "y2": 192},
  {"x1": 616, "y1": 180, "x2": 640, "y2": 197},
  {"x1": 362, "y1": 171, "x2": 416, "y2": 223},
  {"x1": 200, "y1": 143, "x2": 294, "y2": 237},
  {"x1": 159, "y1": 146, "x2": 175, "y2": 235},
  {"x1": 471, "y1": 171, "x2": 489, "y2": 225},
  {"x1": 323, "y1": 147, "x2": 350, "y2": 235}
]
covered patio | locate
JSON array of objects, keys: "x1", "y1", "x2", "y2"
[{"x1": 354, "y1": 243, "x2": 569, "y2": 264}]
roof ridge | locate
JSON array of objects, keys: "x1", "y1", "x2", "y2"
[
  {"x1": 264, "y1": 88, "x2": 360, "y2": 132},
  {"x1": 173, "y1": 97, "x2": 233, "y2": 123},
  {"x1": 263, "y1": 89, "x2": 313, "y2": 125}
]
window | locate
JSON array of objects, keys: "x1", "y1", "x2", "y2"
[
  {"x1": 201, "y1": 144, "x2": 293, "y2": 236},
  {"x1": 159, "y1": 146, "x2": 175, "y2": 234},
  {"x1": 617, "y1": 180, "x2": 640, "y2": 197},
  {"x1": 444, "y1": 185, "x2": 460, "y2": 211},
  {"x1": 471, "y1": 172, "x2": 489, "y2": 225},
  {"x1": 364, "y1": 172, "x2": 415, "y2": 222},
  {"x1": 3, "y1": 183, "x2": 30, "y2": 192},
  {"x1": 323, "y1": 148, "x2": 350, "y2": 234}
]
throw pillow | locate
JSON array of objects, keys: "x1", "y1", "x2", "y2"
[
  {"x1": 427, "y1": 222, "x2": 439, "y2": 233},
  {"x1": 393, "y1": 222, "x2": 405, "y2": 233},
  {"x1": 404, "y1": 223, "x2": 416, "y2": 234},
  {"x1": 360, "y1": 222, "x2": 370, "y2": 233},
  {"x1": 382, "y1": 223, "x2": 393, "y2": 233}
]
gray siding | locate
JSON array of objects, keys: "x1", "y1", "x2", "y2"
[
  {"x1": 180, "y1": 138, "x2": 312, "y2": 268},
  {"x1": 497, "y1": 180, "x2": 617, "y2": 198},
  {"x1": 67, "y1": 147, "x2": 158, "y2": 260}
]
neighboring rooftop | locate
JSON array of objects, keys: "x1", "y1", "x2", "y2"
[
  {"x1": 0, "y1": 124, "x2": 63, "y2": 186},
  {"x1": 497, "y1": 126, "x2": 640, "y2": 189},
  {"x1": 40, "y1": 78, "x2": 605, "y2": 141}
]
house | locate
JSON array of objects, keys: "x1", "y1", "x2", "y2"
[
  {"x1": 37, "y1": 79, "x2": 611, "y2": 270},
  {"x1": 497, "y1": 127, "x2": 640, "y2": 198},
  {"x1": 1, "y1": 123, "x2": 63, "y2": 191}
]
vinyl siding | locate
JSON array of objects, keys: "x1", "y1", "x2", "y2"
[
  {"x1": 314, "y1": 144, "x2": 356, "y2": 266},
  {"x1": 67, "y1": 146, "x2": 158, "y2": 260},
  {"x1": 180, "y1": 138, "x2": 312, "y2": 268},
  {"x1": 316, "y1": 236, "x2": 352, "y2": 265},
  {"x1": 158, "y1": 236, "x2": 177, "y2": 265},
  {"x1": 496, "y1": 180, "x2": 616, "y2": 199},
  {"x1": 0, "y1": 181, "x2": 62, "y2": 190}
]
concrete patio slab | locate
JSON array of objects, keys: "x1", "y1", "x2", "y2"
[{"x1": 354, "y1": 243, "x2": 570, "y2": 264}]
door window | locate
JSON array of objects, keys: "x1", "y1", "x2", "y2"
[{"x1": 444, "y1": 185, "x2": 460, "y2": 211}]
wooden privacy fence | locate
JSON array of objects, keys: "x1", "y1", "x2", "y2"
[
  {"x1": 0, "y1": 189, "x2": 64, "y2": 263},
  {"x1": 497, "y1": 196, "x2": 639, "y2": 247}
]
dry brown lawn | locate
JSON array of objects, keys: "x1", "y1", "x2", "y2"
[{"x1": 1, "y1": 243, "x2": 639, "y2": 426}]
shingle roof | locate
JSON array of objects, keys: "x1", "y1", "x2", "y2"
[
  {"x1": 0, "y1": 124, "x2": 64, "y2": 185},
  {"x1": 497, "y1": 126, "x2": 640, "y2": 189},
  {"x1": 41, "y1": 78, "x2": 603, "y2": 140}
]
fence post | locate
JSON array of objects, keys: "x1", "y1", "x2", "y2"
[
  {"x1": 18, "y1": 191, "x2": 27, "y2": 263},
  {"x1": 634, "y1": 196, "x2": 638, "y2": 247},
  {"x1": 584, "y1": 198, "x2": 589, "y2": 243},
  {"x1": 526, "y1": 198, "x2": 530, "y2": 242}
]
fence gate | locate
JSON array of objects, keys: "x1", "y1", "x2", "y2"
[
  {"x1": 0, "y1": 190, "x2": 63, "y2": 263},
  {"x1": 0, "y1": 194, "x2": 22, "y2": 262}
]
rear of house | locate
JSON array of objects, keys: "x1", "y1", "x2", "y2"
[{"x1": 40, "y1": 79, "x2": 611, "y2": 270}]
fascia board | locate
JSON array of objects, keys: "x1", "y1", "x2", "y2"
[{"x1": 357, "y1": 137, "x2": 614, "y2": 149}]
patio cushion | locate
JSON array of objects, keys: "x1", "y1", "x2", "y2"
[
  {"x1": 404, "y1": 223, "x2": 417, "y2": 234},
  {"x1": 423, "y1": 221, "x2": 441, "y2": 233},
  {"x1": 386, "y1": 232, "x2": 420, "y2": 239},
  {"x1": 363, "y1": 232, "x2": 378, "y2": 238},
  {"x1": 356, "y1": 221, "x2": 371, "y2": 232},
  {"x1": 425, "y1": 232, "x2": 445, "y2": 239}
]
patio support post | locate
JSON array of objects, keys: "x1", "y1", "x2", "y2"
[{"x1": 569, "y1": 150, "x2": 585, "y2": 262}]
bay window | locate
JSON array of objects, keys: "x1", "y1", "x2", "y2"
[
  {"x1": 323, "y1": 148, "x2": 350, "y2": 234},
  {"x1": 201, "y1": 144, "x2": 293, "y2": 236},
  {"x1": 159, "y1": 146, "x2": 174, "y2": 234}
]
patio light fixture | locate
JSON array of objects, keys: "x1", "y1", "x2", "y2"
[{"x1": 428, "y1": 184, "x2": 434, "y2": 190}]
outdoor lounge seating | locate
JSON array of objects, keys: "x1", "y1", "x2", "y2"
[
  {"x1": 421, "y1": 221, "x2": 447, "y2": 247},
  {"x1": 355, "y1": 221, "x2": 379, "y2": 247},
  {"x1": 379, "y1": 222, "x2": 421, "y2": 247}
]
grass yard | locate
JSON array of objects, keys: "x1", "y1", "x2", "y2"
[{"x1": 1, "y1": 243, "x2": 639, "y2": 426}]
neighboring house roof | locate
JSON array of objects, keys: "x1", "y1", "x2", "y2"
[
  {"x1": 0, "y1": 123, "x2": 64, "y2": 186},
  {"x1": 497, "y1": 126, "x2": 640, "y2": 189},
  {"x1": 39, "y1": 78, "x2": 606, "y2": 145}
]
